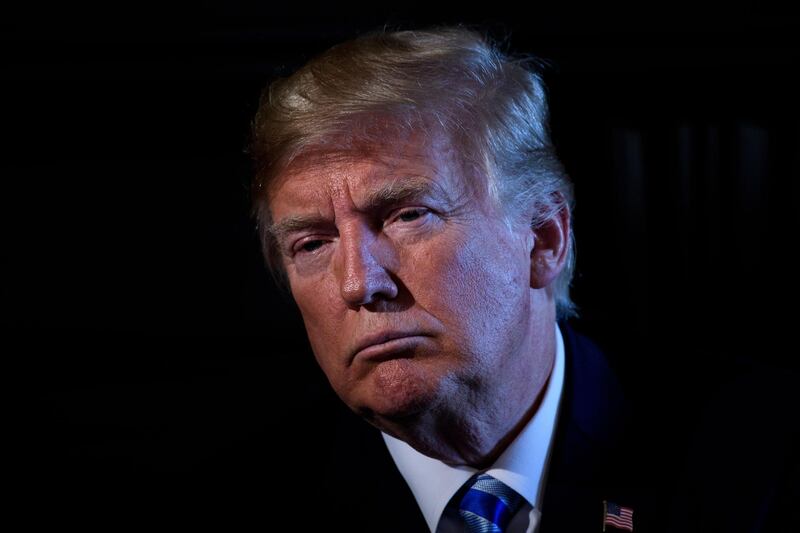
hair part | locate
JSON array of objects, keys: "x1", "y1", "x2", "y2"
[{"x1": 250, "y1": 25, "x2": 578, "y2": 319}]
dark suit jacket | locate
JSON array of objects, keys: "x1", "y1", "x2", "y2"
[
  {"x1": 291, "y1": 321, "x2": 639, "y2": 532},
  {"x1": 54, "y1": 322, "x2": 796, "y2": 531},
  {"x1": 283, "y1": 322, "x2": 797, "y2": 532}
]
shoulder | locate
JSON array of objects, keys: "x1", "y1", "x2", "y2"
[
  {"x1": 302, "y1": 403, "x2": 430, "y2": 532},
  {"x1": 554, "y1": 322, "x2": 798, "y2": 532}
]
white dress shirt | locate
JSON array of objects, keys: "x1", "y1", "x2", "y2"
[{"x1": 382, "y1": 323, "x2": 566, "y2": 533}]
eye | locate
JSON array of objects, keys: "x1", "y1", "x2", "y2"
[
  {"x1": 391, "y1": 207, "x2": 430, "y2": 224},
  {"x1": 300, "y1": 240, "x2": 324, "y2": 252},
  {"x1": 292, "y1": 238, "x2": 329, "y2": 255}
]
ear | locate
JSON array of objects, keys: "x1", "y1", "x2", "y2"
[{"x1": 530, "y1": 204, "x2": 571, "y2": 290}]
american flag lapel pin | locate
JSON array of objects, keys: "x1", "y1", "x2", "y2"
[{"x1": 602, "y1": 500, "x2": 634, "y2": 531}]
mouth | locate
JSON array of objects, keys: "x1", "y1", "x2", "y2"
[{"x1": 352, "y1": 332, "x2": 430, "y2": 363}]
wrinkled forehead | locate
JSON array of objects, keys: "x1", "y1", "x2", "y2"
[{"x1": 266, "y1": 126, "x2": 486, "y2": 210}]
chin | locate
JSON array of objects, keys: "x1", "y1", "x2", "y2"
[{"x1": 354, "y1": 358, "x2": 442, "y2": 422}]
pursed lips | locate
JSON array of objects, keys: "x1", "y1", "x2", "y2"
[{"x1": 351, "y1": 331, "x2": 430, "y2": 363}]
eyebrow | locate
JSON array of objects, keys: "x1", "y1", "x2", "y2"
[
  {"x1": 363, "y1": 175, "x2": 442, "y2": 210},
  {"x1": 269, "y1": 176, "x2": 449, "y2": 244},
  {"x1": 269, "y1": 213, "x2": 330, "y2": 245}
]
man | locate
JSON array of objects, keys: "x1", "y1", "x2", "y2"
[{"x1": 249, "y1": 27, "x2": 794, "y2": 532}]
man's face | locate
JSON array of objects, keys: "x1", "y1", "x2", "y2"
[{"x1": 268, "y1": 131, "x2": 544, "y2": 434}]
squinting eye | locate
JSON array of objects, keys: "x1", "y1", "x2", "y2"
[
  {"x1": 395, "y1": 208, "x2": 428, "y2": 223},
  {"x1": 298, "y1": 240, "x2": 325, "y2": 253}
]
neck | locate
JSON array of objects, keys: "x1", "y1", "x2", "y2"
[{"x1": 379, "y1": 317, "x2": 557, "y2": 467}]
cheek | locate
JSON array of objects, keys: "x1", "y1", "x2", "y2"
[
  {"x1": 290, "y1": 276, "x2": 346, "y2": 372},
  {"x1": 414, "y1": 229, "x2": 530, "y2": 340},
  {"x1": 291, "y1": 268, "x2": 341, "y2": 326}
]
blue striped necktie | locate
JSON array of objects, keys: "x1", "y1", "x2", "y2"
[{"x1": 458, "y1": 473, "x2": 525, "y2": 532}]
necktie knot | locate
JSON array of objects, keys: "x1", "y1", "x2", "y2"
[{"x1": 458, "y1": 473, "x2": 525, "y2": 532}]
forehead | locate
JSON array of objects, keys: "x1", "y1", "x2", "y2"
[{"x1": 267, "y1": 130, "x2": 474, "y2": 212}]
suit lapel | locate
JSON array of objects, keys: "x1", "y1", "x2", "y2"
[
  {"x1": 320, "y1": 405, "x2": 430, "y2": 532},
  {"x1": 539, "y1": 322, "x2": 637, "y2": 532}
]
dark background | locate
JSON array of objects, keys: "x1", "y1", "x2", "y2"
[{"x1": 5, "y1": 4, "x2": 798, "y2": 526}]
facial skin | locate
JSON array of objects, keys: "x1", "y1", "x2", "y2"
[{"x1": 267, "y1": 129, "x2": 570, "y2": 468}]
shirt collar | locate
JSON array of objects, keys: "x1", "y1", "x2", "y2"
[{"x1": 382, "y1": 322, "x2": 566, "y2": 532}]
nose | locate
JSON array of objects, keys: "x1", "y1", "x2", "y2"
[{"x1": 336, "y1": 222, "x2": 399, "y2": 307}]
